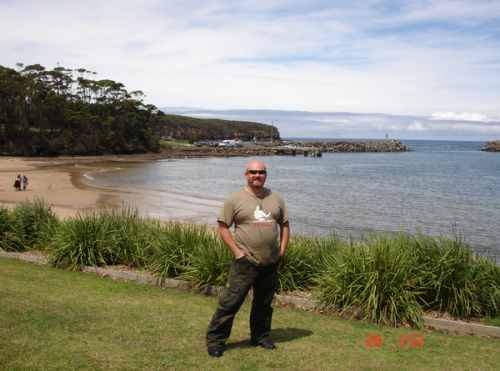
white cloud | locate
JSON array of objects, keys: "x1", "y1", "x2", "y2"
[
  {"x1": 407, "y1": 121, "x2": 427, "y2": 131},
  {"x1": 430, "y1": 111, "x2": 498, "y2": 122},
  {"x1": 426, "y1": 122, "x2": 500, "y2": 134}
]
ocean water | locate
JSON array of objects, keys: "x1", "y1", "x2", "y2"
[{"x1": 90, "y1": 139, "x2": 500, "y2": 258}]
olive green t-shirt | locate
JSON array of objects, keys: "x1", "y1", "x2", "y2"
[{"x1": 218, "y1": 187, "x2": 288, "y2": 266}]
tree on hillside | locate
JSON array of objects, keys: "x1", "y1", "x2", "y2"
[{"x1": 0, "y1": 63, "x2": 160, "y2": 155}]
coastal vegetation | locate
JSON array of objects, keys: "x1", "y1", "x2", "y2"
[
  {"x1": 0, "y1": 63, "x2": 277, "y2": 156},
  {"x1": 1, "y1": 199, "x2": 499, "y2": 330}
]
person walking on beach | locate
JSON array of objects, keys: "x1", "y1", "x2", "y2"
[
  {"x1": 13, "y1": 175, "x2": 21, "y2": 191},
  {"x1": 22, "y1": 175, "x2": 28, "y2": 191},
  {"x1": 206, "y1": 160, "x2": 290, "y2": 358}
]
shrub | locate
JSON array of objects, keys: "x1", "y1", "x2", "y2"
[
  {"x1": 475, "y1": 257, "x2": 500, "y2": 317},
  {"x1": 277, "y1": 234, "x2": 318, "y2": 292},
  {"x1": 414, "y1": 230, "x2": 500, "y2": 317},
  {"x1": 99, "y1": 207, "x2": 157, "y2": 268},
  {"x1": 47, "y1": 212, "x2": 117, "y2": 270},
  {"x1": 148, "y1": 222, "x2": 214, "y2": 279},
  {"x1": 9, "y1": 198, "x2": 60, "y2": 251},
  {"x1": 179, "y1": 227, "x2": 233, "y2": 288},
  {"x1": 313, "y1": 232, "x2": 425, "y2": 328},
  {"x1": 0, "y1": 205, "x2": 22, "y2": 252}
]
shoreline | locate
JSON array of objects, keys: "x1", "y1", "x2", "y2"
[
  {"x1": 0, "y1": 155, "x2": 222, "y2": 225},
  {"x1": 0, "y1": 157, "x2": 99, "y2": 219}
]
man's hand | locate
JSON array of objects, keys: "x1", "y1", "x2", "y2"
[
  {"x1": 218, "y1": 221, "x2": 245, "y2": 259},
  {"x1": 279, "y1": 220, "x2": 290, "y2": 258}
]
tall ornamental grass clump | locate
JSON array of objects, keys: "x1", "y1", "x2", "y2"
[
  {"x1": 308, "y1": 232, "x2": 344, "y2": 272},
  {"x1": 8, "y1": 198, "x2": 60, "y2": 251},
  {"x1": 148, "y1": 222, "x2": 220, "y2": 280},
  {"x1": 277, "y1": 234, "x2": 325, "y2": 292},
  {"x1": 475, "y1": 257, "x2": 500, "y2": 317},
  {"x1": 0, "y1": 205, "x2": 22, "y2": 252},
  {"x1": 99, "y1": 207, "x2": 158, "y2": 268},
  {"x1": 47, "y1": 212, "x2": 118, "y2": 270},
  {"x1": 412, "y1": 230, "x2": 500, "y2": 318},
  {"x1": 178, "y1": 226, "x2": 233, "y2": 288},
  {"x1": 313, "y1": 233, "x2": 425, "y2": 328},
  {"x1": 48, "y1": 208, "x2": 167, "y2": 270}
]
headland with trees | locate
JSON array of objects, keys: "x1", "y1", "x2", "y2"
[{"x1": 0, "y1": 63, "x2": 278, "y2": 156}]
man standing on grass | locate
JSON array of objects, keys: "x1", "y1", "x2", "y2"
[{"x1": 206, "y1": 160, "x2": 290, "y2": 358}]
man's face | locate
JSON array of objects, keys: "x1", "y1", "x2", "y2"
[{"x1": 245, "y1": 162, "x2": 267, "y2": 189}]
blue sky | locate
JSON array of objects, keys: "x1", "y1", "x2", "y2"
[{"x1": 2, "y1": 0, "x2": 500, "y2": 140}]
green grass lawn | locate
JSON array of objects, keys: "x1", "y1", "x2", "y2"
[
  {"x1": 485, "y1": 316, "x2": 500, "y2": 328},
  {"x1": 1, "y1": 258, "x2": 499, "y2": 371}
]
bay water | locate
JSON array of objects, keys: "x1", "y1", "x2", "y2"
[{"x1": 90, "y1": 139, "x2": 500, "y2": 258}]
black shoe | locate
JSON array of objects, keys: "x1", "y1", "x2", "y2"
[
  {"x1": 251, "y1": 339, "x2": 276, "y2": 349},
  {"x1": 207, "y1": 345, "x2": 223, "y2": 357}
]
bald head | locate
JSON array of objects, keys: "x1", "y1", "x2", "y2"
[{"x1": 246, "y1": 160, "x2": 266, "y2": 172}]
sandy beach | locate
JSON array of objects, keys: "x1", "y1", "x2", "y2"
[{"x1": 0, "y1": 155, "x2": 222, "y2": 225}]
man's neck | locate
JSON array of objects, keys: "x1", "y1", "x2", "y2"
[{"x1": 245, "y1": 186, "x2": 266, "y2": 197}]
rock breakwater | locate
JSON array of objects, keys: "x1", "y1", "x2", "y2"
[
  {"x1": 310, "y1": 139, "x2": 412, "y2": 152},
  {"x1": 264, "y1": 139, "x2": 412, "y2": 152},
  {"x1": 480, "y1": 140, "x2": 500, "y2": 152}
]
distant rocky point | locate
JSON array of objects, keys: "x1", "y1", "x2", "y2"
[{"x1": 480, "y1": 140, "x2": 500, "y2": 152}]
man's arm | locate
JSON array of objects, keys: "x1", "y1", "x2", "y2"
[
  {"x1": 218, "y1": 221, "x2": 245, "y2": 259},
  {"x1": 279, "y1": 220, "x2": 290, "y2": 258}
]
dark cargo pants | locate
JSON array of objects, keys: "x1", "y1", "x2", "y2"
[{"x1": 206, "y1": 255, "x2": 280, "y2": 347}]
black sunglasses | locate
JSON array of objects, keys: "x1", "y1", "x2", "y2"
[{"x1": 247, "y1": 170, "x2": 267, "y2": 175}]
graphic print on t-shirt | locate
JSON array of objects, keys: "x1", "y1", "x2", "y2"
[{"x1": 253, "y1": 206, "x2": 274, "y2": 227}]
